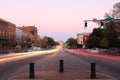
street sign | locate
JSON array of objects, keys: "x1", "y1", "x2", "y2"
[{"x1": 105, "y1": 17, "x2": 115, "y2": 22}]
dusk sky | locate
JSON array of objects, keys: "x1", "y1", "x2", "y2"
[{"x1": 0, "y1": 0, "x2": 119, "y2": 41}]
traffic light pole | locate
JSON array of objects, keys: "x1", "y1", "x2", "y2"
[
  {"x1": 84, "y1": 18, "x2": 120, "y2": 22},
  {"x1": 83, "y1": 17, "x2": 120, "y2": 29}
]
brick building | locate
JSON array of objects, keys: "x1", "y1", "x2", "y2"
[
  {"x1": 77, "y1": 33, "x2": 90, "y2": 48},
  {"x1": 0, "y1": 18, "x2": 16, "y2": 51},
  {"x1": 18, "y1": 26, "x2": 38, "y2": 48}
]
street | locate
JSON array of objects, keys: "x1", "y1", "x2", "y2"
[{"x1": 0, "y1": 49, "x2": 120, "y2": 80}]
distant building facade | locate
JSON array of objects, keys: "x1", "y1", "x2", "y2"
[
  {"x1": 18, "y1": 26, "x2": 38, "y2": 48},
  {"x1": 16, "y1": 28, "x2": 23, "y2": 46},
  {"x1": 16, "y1": 27, "x2": 29, "y2": 49},
  {"x1": 77, "y1": 33, "x2": 90, "y2": 48},
  {"x1": 0, "y1": 18, "x2": 16, "y2": 51}
]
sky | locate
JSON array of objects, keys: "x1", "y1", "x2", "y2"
[{"x1": 0, "y1": 0, "x2": 119, "y2": 41}]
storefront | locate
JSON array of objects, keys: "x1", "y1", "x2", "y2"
[{"x1": 0, "y1": 39, "x2": 9, "y2": 50}]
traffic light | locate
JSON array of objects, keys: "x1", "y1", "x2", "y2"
[
  {"x1": 84, "y1": 22, "x2": 87, "y2": 29},
  {"x1": 100, "y1": 21, "x2": 104, "y2": 29}
]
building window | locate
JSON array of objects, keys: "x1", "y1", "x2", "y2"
[
  {"x1": 2, "y1": 30, "x2": 4, "y2": 37},
  {"x1": 81, "y1": 41, "x2": 83, "y2": 44},
  {"x1": 81, "y1": 37, "x2": 83, "y2": 39},
  {"x1": 11, "y1": 32, "x2": 13, "y2": 38},
  {"x1": 0, "y1": 30, "x2": 1, "y2": 37},
  {"x1": 6, "y1": 32, "x2": 8, "y2": 37},
  {"x1": 9, "y1": 32, "x2": 11, "y2": 37},
  {"x1": 5, "y1": 31, "x2": 6, "y2": 37}
]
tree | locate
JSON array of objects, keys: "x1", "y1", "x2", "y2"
[
  {"x1": 100, "y1": 37, "x2": 109, "y2": 48},
  {"x1": 66, "y1": 38, "x2": 77, "y2": 49},
  {"x1": 40, "y1": 36, "x2": 56, "y2": 49},
  {"x1": 91, "y1": 28, "x2": 104, "y2": 38},
  {"x1": 86, "y1": 28, "x2": 105, "y2": 48},
  {"x1": 55, "y1": 42, "x2": 59, "y2": 46},
  {"x1": 89, "y1": 24, "x2": 120, "y2": 48},
  {"x1": 86, "y1": 36, "x2": 100, "y2": 48},
  {"x1": 105, "y1": 2, "x2": 120, "y2": 18},
  {"x1": 104, "y1": 2, "x2": 120, "y2": 48},
  {"x1": 104, "y1": 20, "x2": 120, "y2": 48}
]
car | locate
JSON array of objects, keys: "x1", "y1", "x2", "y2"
[
  {"x1": 91, "y1": 48, "x2": 100, "y2": 53},
  {"x1": 33, "y1": 47, "x2": 41, "y2": 51},
  {"x1": 100, "y1": 49, "x2": 108, "y2": 52},
  {"x1": 107, "y1": 48, "x2": 119, "y2": 54}
]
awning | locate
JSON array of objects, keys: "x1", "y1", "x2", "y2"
[{"x1": 0, "y1": 40, "x2": 9, "y2": 44}]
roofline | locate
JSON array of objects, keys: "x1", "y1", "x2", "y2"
[{"x1": 0, "y1": 18, "x2": 16, "y2": 26}]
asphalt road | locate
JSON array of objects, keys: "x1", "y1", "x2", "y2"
[{"x1": 0, "y1": 49, "x2": 120, "y2": 80}]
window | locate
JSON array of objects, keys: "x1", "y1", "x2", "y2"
[
  {"x1": 0, "y1": 30, "x2": 1, "y2": 37},
  {"x1": 9, "y1": 32, "x2": 11, "y2": 37},
  {"x1": 2, "y1": 31, "x2": 4, "y2": 37},
  {"x1": 6, "y1": 31, "x2": 7, "y2": 37}
]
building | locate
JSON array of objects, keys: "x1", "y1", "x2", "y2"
[
  {"x1": 0, "y1": 18, "x2": 16, "y2": 51},
  {"x1": 16, "y1": 28, "x2": 23, "y2": 46},
  {"x1": 18, "y1": 26, "x2": 38, "y2": 48},
  {"x1": 19, "y1": 25, "x2": 37, "y2": 36},
  {"x1": 77, "y1": 33, "x2": 90, "y2": 48},
  {"x1": 16, "y1": 27, "x2": 29, "y2": 49}
]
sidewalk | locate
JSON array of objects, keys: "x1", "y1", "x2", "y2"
[{"x1": 9, "y1": 70, "x2": 115, "y2": 80}]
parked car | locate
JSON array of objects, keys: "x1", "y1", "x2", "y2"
[
  {"x1": 107, "y1": 48, "x2": 119, "y2": 54},
  {"x1": 91, "y1": 48, "x2": 100, "y2": 53},
  {"x1": 33, "y1": 47, "x2": 41, "y2": 51},
  {"x1": 99, "y1": 49, "x2": 108, "y2": 52}
]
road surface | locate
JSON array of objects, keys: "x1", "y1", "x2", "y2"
[{"x1": 0, "y1": 49, "x2": 120, "y2": 80}]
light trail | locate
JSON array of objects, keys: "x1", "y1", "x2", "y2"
[{"x1": 0, "y1": 47, "x2": 60, "y2": 64}]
